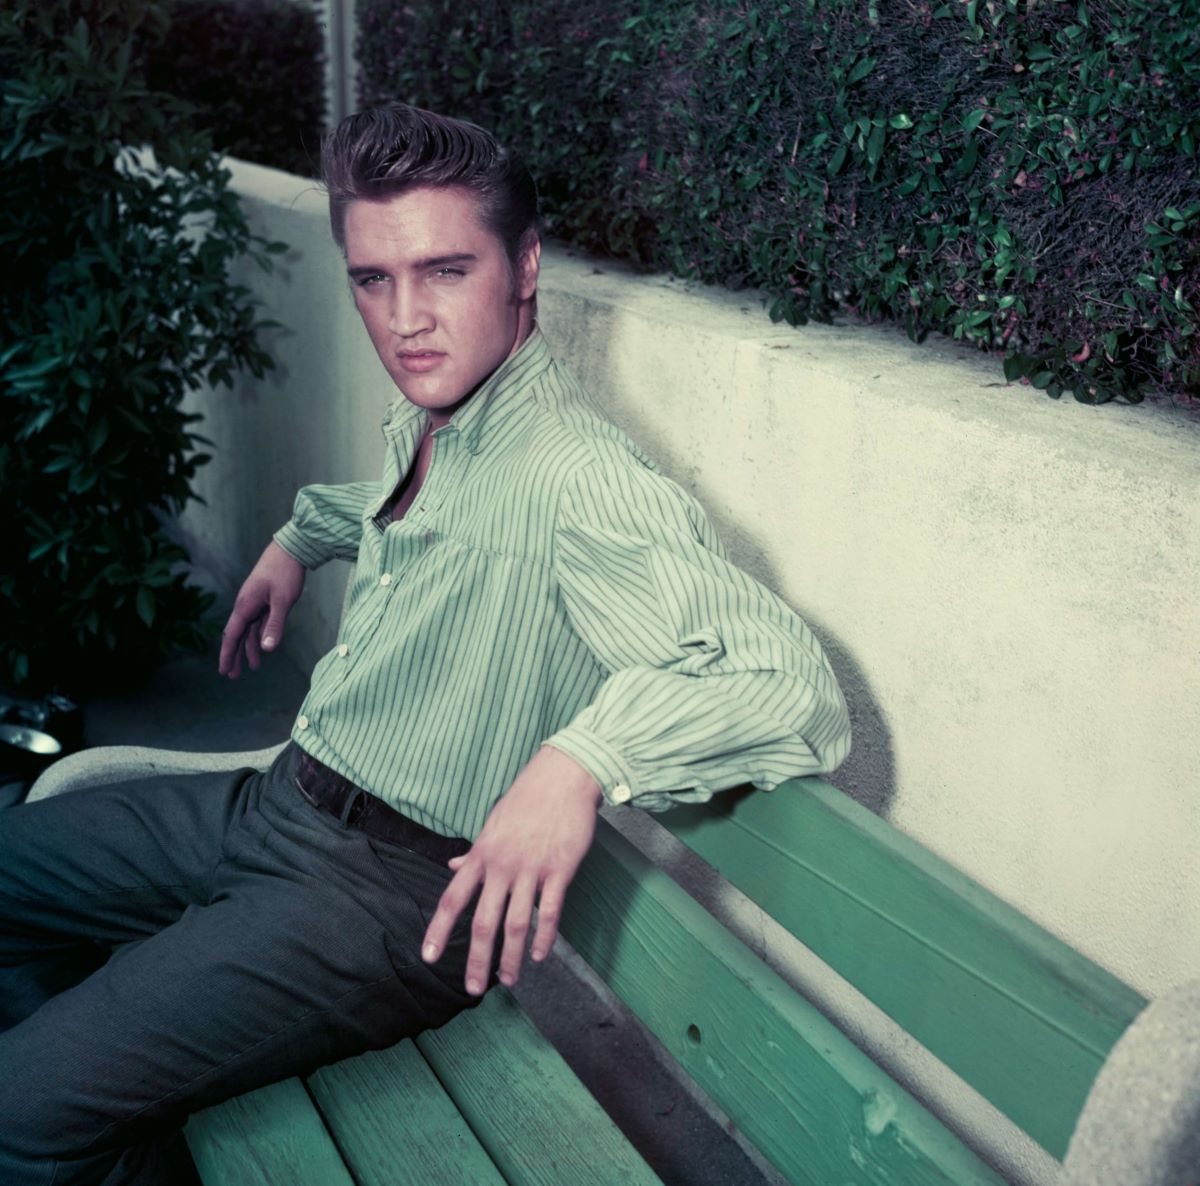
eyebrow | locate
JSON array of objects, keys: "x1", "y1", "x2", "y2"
[{"x1": 347, "y1": 252, "x2": 478, "y2": 279}]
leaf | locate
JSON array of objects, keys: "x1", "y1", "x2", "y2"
[
  {"x1": 136, "y1": 587, "x2": 156, "y2": 627},
  {"x1": 866, "y1": 124, "x2": 886, "y2": 168},
  {"x1": 962, "y1": 109, "x2": 986, "y2": 134},
  {"x1": 847, "y1": 56, "x2": 876, "y2": 85},
  {"x1": 1003, "y1": 353, "x2": 1027, "y2": 381},
  {"x1": 5, "y1": 355, "x2": 64, "y2": 382},
  {"x1": 827, "y1": 144, "x2": 848, "y2": 177}
]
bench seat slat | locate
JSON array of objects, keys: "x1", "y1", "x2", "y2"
[
  {"x1": 564, "y1": 820, "x2": 1008, "y2": 1186},
  {"x1": 416, "y1": 987, "x2": 665, "y2": 1186},
  {"x1": 306, "y1": 1038, "x2": 507, "y2": 1186},
  {"x1": 185, "y1": 1076, "x2": 355, "y2": 1186},
  {"x1": 659, "y1": 780, "x2": 1147, "y2": 1157}
]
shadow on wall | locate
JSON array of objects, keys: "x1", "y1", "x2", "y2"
[{"x1": 716, "y1": 520, "x2": 897, "y2": 817}]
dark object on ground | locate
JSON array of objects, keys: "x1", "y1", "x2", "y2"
[{"x1": 0, "y1": 692, "x2": 82, "y2": 803}]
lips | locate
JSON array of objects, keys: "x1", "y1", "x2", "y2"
[{"x1": 397, "y1": 351, "x2": 446, "y2": 374}]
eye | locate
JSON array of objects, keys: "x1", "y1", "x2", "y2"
[
  {"x1": 433, "y1": 267, "x2": 465, "y2": 280},
  {"x1": 354, "y1": 272, "x2": 387, "y2": 288}
]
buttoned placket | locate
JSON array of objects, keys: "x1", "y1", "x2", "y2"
[{"x1": 300, "y1": 416, "x2": 461, "y2": 740}]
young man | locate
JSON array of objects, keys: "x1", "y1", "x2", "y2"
[{"x1": 0, "y1": 105, "x2": 850, "y2": 1184}]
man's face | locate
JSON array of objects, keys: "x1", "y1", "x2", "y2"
[{"x1": 343, "y1": 186, "x2": 540, "y2": 427}]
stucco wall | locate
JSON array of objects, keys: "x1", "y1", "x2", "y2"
[{"x1": 182, "y1": 161, "x2": 1199, "y2": 1003}]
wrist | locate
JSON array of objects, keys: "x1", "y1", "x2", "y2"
[{"x1": 539, "y1": 744, "x2": 603, "y2": 808}]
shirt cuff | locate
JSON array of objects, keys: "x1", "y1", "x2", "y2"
[
  {"x1": 543, "y1": 725, "x2": 636, "y2": 807},
  {"x1": 273, "y1": 521, "x2": 327, "y2": 570}
]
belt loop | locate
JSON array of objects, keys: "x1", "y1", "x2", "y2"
[{"x1": 339, "y1": 786, "x2": 365, "y2": 826}]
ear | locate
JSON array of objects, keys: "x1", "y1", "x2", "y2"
[{"x1": 515, "y1": 232, "x2": 541, "y2": 302}]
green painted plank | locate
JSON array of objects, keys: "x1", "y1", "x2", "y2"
[
  {"x1": 307, "y1": 1038, "x2": 507, "y2": 1186},
  {"x1": 657, "y1": 781, "x2": 1147, "y2": 1158},
  {"x1": 416, "y1": 987, "x2": 664, "y2": 1186},
  {"x1": 562, "y1": 820, "x2": 1008, "y2": 1186},
  {"x1": 185, "y1": 1076, "x2": 355, "y2": 1186}
]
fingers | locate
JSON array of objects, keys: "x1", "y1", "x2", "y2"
[
  {"x1": 422, "y1": 862, "x2": 549, "y2": 994},
  {"x1": 218, "y1": 610, "x2": 248, "y2": 678},
  {"x1": 463, "y1": 877, "x2": 511, "y2": 995},
  {"x1": 219, "y1": 630, "x2": 248, "y2": 679},
  {"x1": 530, "y1": 877, "x2": 566, "y2": 962},
  {"x1": 422, "y1": 861, "x2": 482, "y2": 975},
  {"x1": 497, "y1": 876, "x2": 538, "y2": 987},
  {"x1": 260, "y1": 594, "x2": 290, "y2": 653},
  {"x1": 244, "y1": 620, "x2": 264, "y2": 672}
]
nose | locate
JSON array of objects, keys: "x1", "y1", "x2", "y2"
[{"x1": 388, "y1": 279, "x2": 434, "y2": 338}]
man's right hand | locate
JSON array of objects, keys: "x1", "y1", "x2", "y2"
[{"x1": 218, "y1": 541, "x2": 306, "y2": 679}]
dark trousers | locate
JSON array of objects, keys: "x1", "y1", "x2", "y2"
[{"x1": 0, "y1": 744, "x2": 489, "y2": 1185}]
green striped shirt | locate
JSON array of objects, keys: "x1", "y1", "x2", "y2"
[{"x1": 274, "y1": 329, "x2": 850, "y2": 840}]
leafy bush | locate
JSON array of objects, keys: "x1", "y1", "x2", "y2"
[
  {"x1": 358, "y1": 0, "x2": 1200, "y2": 405},
  {"x1": 0, "y1": 0, "x2": 281, "y2": 694},
  {"x1": 145, "y1": 0, "x2": 325, "y2": 177}
]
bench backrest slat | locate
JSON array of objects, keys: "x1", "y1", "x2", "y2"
[
  {"x1": 563, "y1": 820, "x2": 1008, "y2": 1186},
  {"x1": 659, "y1": 780, "x2": 1147, "y2": 1158}
]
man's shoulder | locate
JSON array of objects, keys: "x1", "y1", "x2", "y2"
[{"x1": 521, "y1": 356, "x2": 659, "y2": 478}]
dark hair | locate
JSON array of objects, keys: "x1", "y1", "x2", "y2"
[{"x1": 321, "y1": 104, "x2": 540, "y2": 263}]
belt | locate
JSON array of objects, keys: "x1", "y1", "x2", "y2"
[{"x1": 292, "y1": 749, "x2": 471, "y2": 865}]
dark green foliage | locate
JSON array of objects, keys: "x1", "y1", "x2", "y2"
[
  {"x1": 358, "y1": 0, "x2": 1200, "y2": 405},
  {"x1": 0, "y1": 0, "x2": 281, "y2": 694},
  {"x1": 146, "y1": 0, "x2": 326, "y2": 177}
]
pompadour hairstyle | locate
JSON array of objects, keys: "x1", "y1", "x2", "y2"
[{"x1": 321, "y1": 104, "x2": 540, "y2": 263}]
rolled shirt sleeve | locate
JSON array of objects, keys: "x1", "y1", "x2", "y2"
[
  {"x1": 272, "y1": 481, "x2": 378, "y2": 569},
  {"x1": 543, "y1": 456, "x2": 851, "y2": 812}
]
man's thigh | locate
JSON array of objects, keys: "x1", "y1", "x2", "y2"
[
  {"x1": 0, "y1": 763, "x2": 261, "y2": 943},
  {"x1": 0, "y1": 763, "x2": 260, "y2": 1030},
  {"x1": 0, "y1": 751, "x2": 486, "y2": 1178}
]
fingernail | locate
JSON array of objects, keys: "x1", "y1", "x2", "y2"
[
  {"x1": 262, "y1": 636, "x2": 276, "y2": 650},
  {"x1": 467, "y1": 978, "x2": 482, "y2": 995},
  {"x1": 422, "y1": 943, "x2": 437, "y2": 962}
]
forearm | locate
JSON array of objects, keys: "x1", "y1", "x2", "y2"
[{"x1": 545, "y1": 661, "x2": 851, "y2": 810}]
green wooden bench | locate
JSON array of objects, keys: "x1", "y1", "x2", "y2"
[{"x1": 142, "y1": 773, "x2": 1152, "y2": 1186}]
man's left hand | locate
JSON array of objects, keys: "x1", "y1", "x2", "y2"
[{"x1": 421, "y1": 746, "x2": 603, "y2": 995}]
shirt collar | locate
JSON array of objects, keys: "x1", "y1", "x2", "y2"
[{"x1": 382, "y1": 326, "x2": 552, "y2": 457}]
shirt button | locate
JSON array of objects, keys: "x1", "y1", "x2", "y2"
[
  {"x1": 337, "y1": 644, "x2": 349, "y2": 657},
  {"x1": 379, "y1": 573, "x2": 392, "y2": 586},
  {"x1": 611, "y1": 784, "x2": 633, "y2": 805},
  {"x1": 297, "y1": 714, "x2": 310, "y2": 731}
]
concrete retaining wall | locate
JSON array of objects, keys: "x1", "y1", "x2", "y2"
[{"x1": 182, "y1": 160, "x2": 1199, "y2": 1002}]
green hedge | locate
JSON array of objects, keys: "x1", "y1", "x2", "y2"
[
  {"x1": 146, "y1": 0, "x2": 325, "y2": 177},
  {"x1": 358, "y1": 0, "x2": 1199, "y2": 406}
]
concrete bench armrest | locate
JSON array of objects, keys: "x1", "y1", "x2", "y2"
[
  {"x1": 27, "y1": 742, "x2": 290, "y2": 803},
  {"x1": 1062, "y1": 978, "x2": 1200, "y2": 1186}
]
